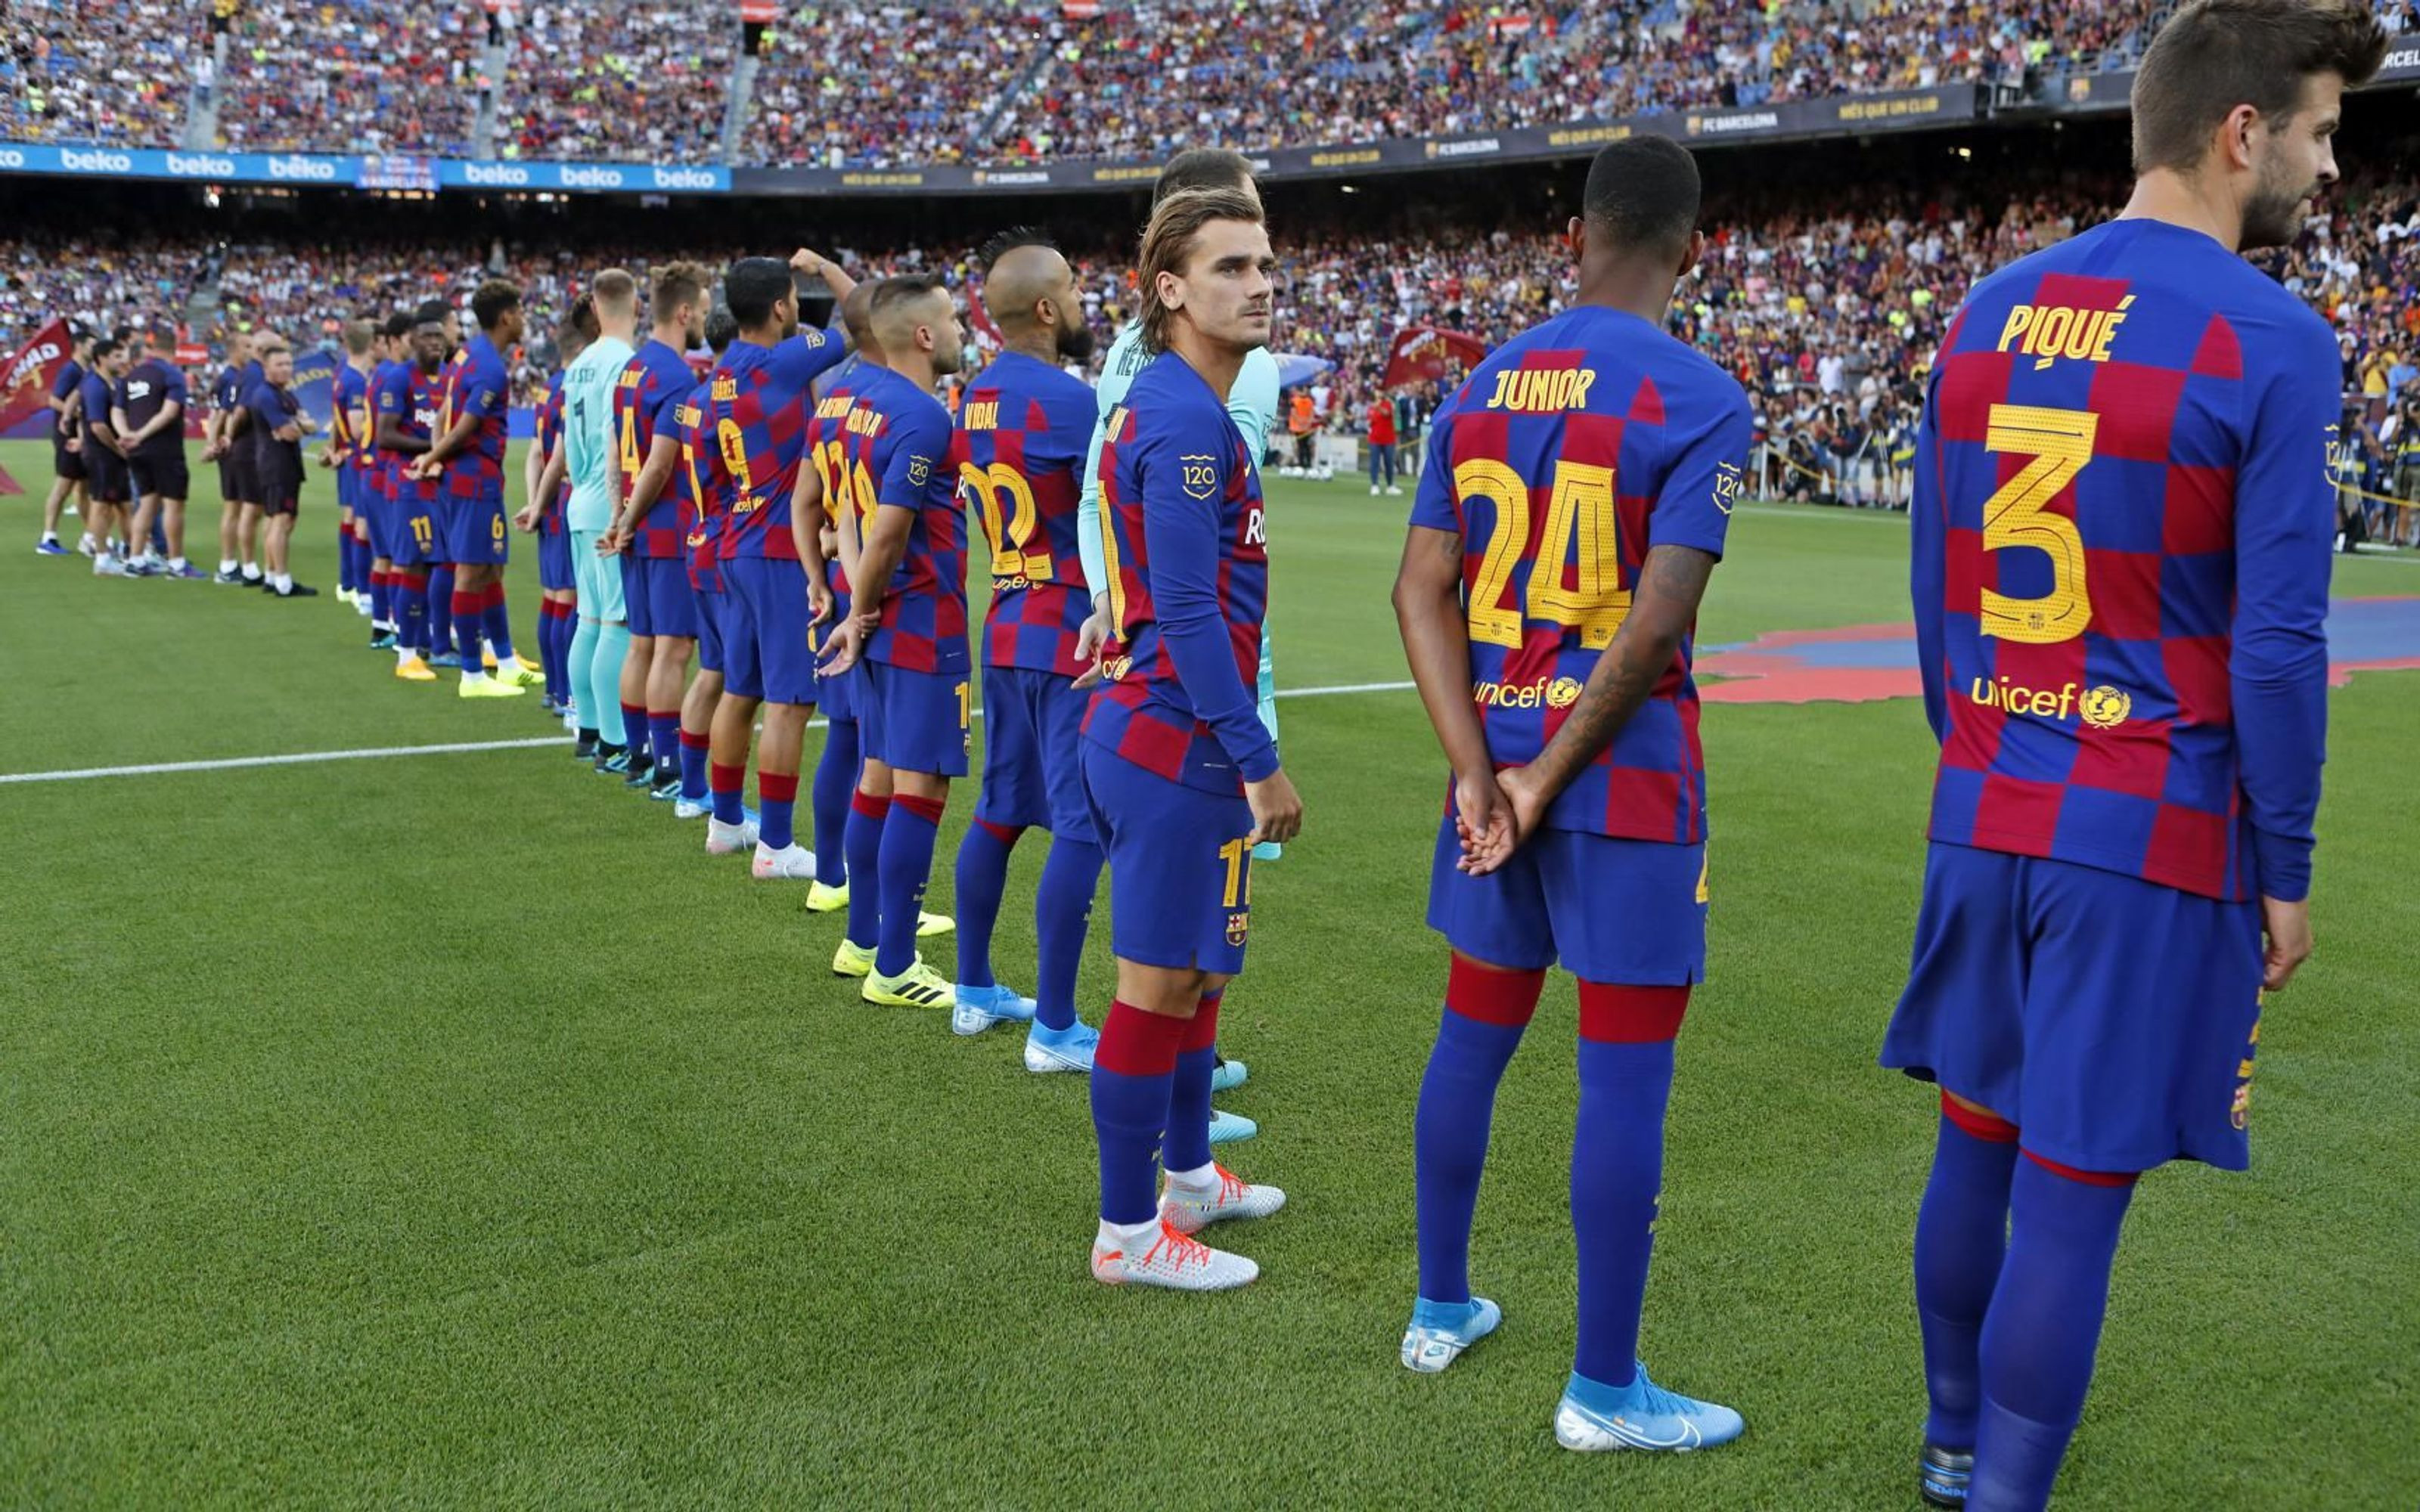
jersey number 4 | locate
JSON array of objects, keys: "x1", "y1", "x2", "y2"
[
  {"x1": 1978, "y1": 404, "x2": 2098, "y2": 645},
  {"x1": 1455, "y1": 457, "x2": 1628, "y2": 649}
]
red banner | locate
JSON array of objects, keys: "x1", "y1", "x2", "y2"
[
  {"x1": 0, "y1": 318, "x2": 72, "y2": 435},
  {"x1": 1380, "y1": 325, "x2": 1486, "y2": 389},
  {"x1": 739, "y1": 0, "x2": 780, "y2": 20}
]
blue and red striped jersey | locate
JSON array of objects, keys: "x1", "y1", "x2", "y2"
[
  {"x1": 439, "y1": 333, "x2": 510, "y2": 500},
  {"x1": 397, "y1": 363, "x2": 448, "y2": 507},
  {"x1": 535, "y1": 370, "x2": 569, "y2": 534},
  {"x1": 331, "y1": 361, "x2": 369, "y2": 470},
  {"x1": 369, "y1": 358, "x2": 410, "y2": 500},
  {"x1": 951, "y1": 351, "x2": 1097, "y2": 678},
  {"x1": 615, "y1": 337, "x2": 696, "y2": 557},
  {"x1": 805, "y1": 354, "x2": 873, "y2": 593},
  {"x1": 1913, "y1": 217, "x2": 2336, "y2": 903},
  {"x1": 1410, "y1": 303, "x2": 1750, "y2": 845},
  {"x1": 677, "y1": 375, "x2": 725, "y2": 593},
  {"x1": 850, "y1": 365, "x2": 967, "y2": 676},
  {"x1": 1084, "y1": 349, "x2": 1277, "y2": 796},
  {"x1": 709, "y1": 325, "x2": 848, "y2": 562}
]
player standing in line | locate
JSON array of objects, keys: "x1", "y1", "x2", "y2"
[
  {"x1": 798, "y1": 280, "x2": 886, "y2": 913},
  {"x1": 1394, "y1": 136, "x2": 1750, "y2": 1452},
  {"x1": 1076, "y1": 148, "x2": 1279, "y2": 1121},
  {"x1": 115, "y1": 321, "x2": 203, "y2": 579},
  {"x1": 1078, "y1": 187, "x2": 1297, "y2": 1290},
  {"x1": 815, "y1": 274, "x2": 967, "y2": 1006},
  {"x1": 246, "y1": 338, "x2": 321, "y2": 599},
  {"x1": 414, "y1": 280, "x2": 536, "y2": 698},
  {"x1": 601, "y1": 263, "x2": 712, "y2": 794},
  {"x1": 323, "y1": 318, "x2": 376, "y2": 609},
  {"x1": 942, "y1": 231, "x2": 1102, "y2": 1048},
  {"x1": 78, "y1": 337, "x2": 133, "y2": 578},
  {"x1": 701, "y1": 250, "x2": 856, "y2": 872},
  {"x1": 1879, "y1": 5, "x2": 2381, "y2": 1507},
  {"x1": 203, "y1": 329, "x2": 259, "y2": 584},
  {"x1": 365, "y1": 312, "x2": 416, "y2": 652},
  {"x1": 377, "y1": 311, "x2": 451, "y2": 680},
  {"x1": 36, "y1": 324, "x2": 91, "y2": 556},
  {"x1": 666, "y1": 305, "x2": 741, "y2": 818},
  {"x1": 561, "y1": 271, "x2": 642, "y2": 764},
  {"x1": 520, "y1": 295, "x2": 596, "y2": 723}
]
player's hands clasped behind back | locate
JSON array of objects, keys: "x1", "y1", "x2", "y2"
[
  {"x1": 1456, "y1": 765, "x2": 1550, "y2": 875},
  {"x1": 2260, "y1": 896, "x2": 2313, "y2": 992},
  {"x1": 1246, "y1": 769, "x2": 1302, "y2": 847}
]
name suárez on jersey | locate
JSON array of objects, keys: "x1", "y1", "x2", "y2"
[
  {"x1": 1483, "y1": 367, "x2": 1598, "y2": 414},
  {"x1": 1996, "y1": 296, "x2": 2134, "y2": 371}
]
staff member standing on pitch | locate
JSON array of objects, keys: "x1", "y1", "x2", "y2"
[
  {"x1": 1080, "y1": 187, "x2": 1298, "y2": 1292},
  {"x1": 247, "y1": 338, "x2": 321, "y2": 599},
  {"x1": 79, "y1": 337, "x2": 135, "y2": 577},
  {"x1": 36, "y1": 323, "x2": 91, "y2": 557},
  {"x1": 115, "y1": 321, "x2": 203, "y2": 579}
]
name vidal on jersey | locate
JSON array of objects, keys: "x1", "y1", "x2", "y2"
[
  {"x1": 1483, "y1": 367, "x2": 1597, "y2": 414},
  {"x1": 1996, "y1": 296, "x2": 2134, "y2": 371}
]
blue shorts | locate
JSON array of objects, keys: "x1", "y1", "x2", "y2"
[
  {"x1": 814, "y1": 582, "x2": 858, "y2": 722},
  {"x1": 625, "y1": 555, "x2": 698, "y2": 639},
  {"x1": 361, "y1": 483, "x2": 394, "y2": 559},
  {"x1": 391, "y1": 491, "x2": 439, "y2": 568},
  {"x1": 538, "y1": 525, "x2": 573, "y2": 592},
  {"x1": 443, "y1": 491, "x2": 508, "y2": 565},
  {"x1": 1081, "y1": 741, "x2": 1255, "y2": 976},
  {"x1": 721, "y1": 555, "x2": 816, "y2": 705},
  {"x1": 335, "y1": 467, "x2": 355, "y2": 515},
  {"x1": 1427, "y1": 816, "x2": 1707, "y2": 985},
  {"x1": 693, "y1": 581, "x2": 725, "y2": 674},
  {"x1": 860, "y1": 659, "x2": 970, "y2": 779},
  {"x1": 1880, "y1": 842, "x2": 2263, "y2": 1173},
  {"x1": 975, "y1": 664, "x2": 1092, "y2": 840}
]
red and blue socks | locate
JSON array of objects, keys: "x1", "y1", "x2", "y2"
[
  {"x1": 1032, "y1": 835, "x2": 1103, "y2": 1032},
  {"x1": 337, "y1": 522, "x2": 358, "y2": 594},
  {"x1": 811, "y1": 719, "x2": 860, "y2": 889},
  {"x1": 538, "y1": 600, "x2": 574, "y2": 702},
  {"x1": 1916, "y1": 1093, "x2": 2021, "y2": 1452},
  {"x1": 1091, "y1": 1000, "x2": 1188, "y2": 1226},
  {"x1": 1159, "y1": 994, "x2": 1224, "y2": 1176},
  {"x1": 1571, "y1": 981, "x2": 1688, "y2": 1389},
  {"x1": 873, "y1": 792, "x2": 945, "y2": 978},
  {"x1": 951, "y1": 819, "x2": 1022, "y2": 990},
  {"x1": 429, "y1": 564, "x2": 455, "y2": 653},
  {"x1": 452, "y1": 588, "x2": 485, "y2": 668},
  {"x1": 1970, "y1": 1155, "x2": 2136, "y2": 1510},
  {"x1": 648, "y1": 711, "x2": 681, "y2": 784},
  {"x1": 758, "y1": 770, "x2": 799, "y2": 850},
  {"x1": 677, "y1": 729, "x2": 710, "y2": 804},
  {"x1": 1414, "y1": 959, "x2": 1544, "y2": 1304},
  {"x1": 843, "y1": 791, "x2": 889, "y2": 949},
  {"x1": 709, "y1": 762, "x2": 746, "y2": 826},
  {"x1": 482, "y1": 582, "x2": 515, "y2": 662},
  {"x1": 393, "y1": 570, "x2": 430, "y2": 653},
  {"x1": 369, "y1": 569, "x2": 393, "y2": 630},
  {"x1": 622, "y1": 702, "x2": 650, "y2": 769}
]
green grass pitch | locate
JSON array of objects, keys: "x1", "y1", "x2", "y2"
[{"x1": 2, "y1": 438, "x2": 2414, "y2": 1507}]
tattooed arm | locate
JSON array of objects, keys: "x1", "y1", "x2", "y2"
[
  {"x1": 1393, "y1": 522, "x2": 1515, "y2": 866},
  {"x1": 1464, "y1": 543, "x2": 1719, "y2": 875}
]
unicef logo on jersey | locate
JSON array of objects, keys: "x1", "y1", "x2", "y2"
[{"x1": 1179, "y1": 454, "x2": 1217, "y2": 500}]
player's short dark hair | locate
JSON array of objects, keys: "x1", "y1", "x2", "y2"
[
  {"x1": 470, "y1": 279, "x2": 520, "y2": 333},
  {"x1": 651, "y1": 261, "x2": 710, "y2": 318},
  {"x1": 412, "y1": 298, "x2": 451, "y2": 327},
  {"x1": 870, "y1": 274, "x2": 944, "y2": 319},
  {"x1": 2132, "y1": 0, "x2": 2387, "y2": 173},
  {"x1": 723, "y1": 257, "x2": 793, "y2": 329},
  {"x1": 704, "y1": 305, "x2": 739, "y2": 355},
  {"x1": 978, "y1": 226, "x2": 1058, "y2": 271},
  {"x1": 381, "y1": 311, "x2": 414, "y2": 341},
  {"x1": 1154, "y1": 148, "x2": 1258, "y2": 208},
  {"x1": 1137, "y1": 185, "x2": 1265, "y2": 354},
  {"x1": 1582, "y1": 136, "x2": 1702, "y2": 262},
  {"x1": 92, "y1": 336, "x2": 121, "y2": 361}
]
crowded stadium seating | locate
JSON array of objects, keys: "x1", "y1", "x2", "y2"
[{"x1": 4, "y1": 0, "x2": 2198, "y2": 165}]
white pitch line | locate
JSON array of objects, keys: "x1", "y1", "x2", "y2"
[{"x1": 0, "y1": 680, "x2": 1421, "y2": 785}]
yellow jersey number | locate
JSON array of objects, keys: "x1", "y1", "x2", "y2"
[
  {"x1": 717, "y1": 419, "x2": 754, "y2": 506},
  {"x1": 1977, "y1": 404, "x2": 2098, "y2": 645},
  {"x1": 1454, "y1": 457, "x2": 1628, "y2": 649},
  {"x1": 961, "y1": 461, "x2": 1053, "y2": 584}
]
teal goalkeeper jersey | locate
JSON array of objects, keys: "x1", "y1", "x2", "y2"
[
  {"x1": 562, "y1": 335, "x2": 634, "y2": 533},
  {"x1": 1078, "y1": 321, "x2": 1278, "y2": 596}
]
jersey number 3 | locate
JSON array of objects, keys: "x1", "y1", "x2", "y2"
[{"x1": 1979, "y1": 404, "x2": 2098, "y2": 645}]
